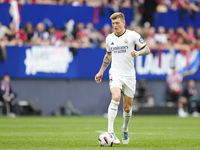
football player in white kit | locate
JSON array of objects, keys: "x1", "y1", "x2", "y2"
[{"x1": 95, "y1": 12, "x2": 150, "y2": 145}]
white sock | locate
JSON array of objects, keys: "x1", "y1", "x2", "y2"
[
  {"x1": 123, "y1": 108, "x2": 132, "y2": 132},
  {"x1": 107, "y1": 100, "x2": 119, "y2": 133}
]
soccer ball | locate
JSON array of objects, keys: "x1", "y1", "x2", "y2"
[{"x1": 98, "y1": 132, "x2": 114, "y2": 147}]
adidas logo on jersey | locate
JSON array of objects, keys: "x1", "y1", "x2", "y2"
[{"x1": 111, "y1": 42, "x2": 114, "y2": 45}]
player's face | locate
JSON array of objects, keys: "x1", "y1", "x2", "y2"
[{"x1": 111, "y1": 18, "x2": 125, "y2": 36}]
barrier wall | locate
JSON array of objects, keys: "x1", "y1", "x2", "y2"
[
  {"x1": 155, "y1": 9, "x2": 200, "y2": 30},
  {"x1": 9, "y1": 79, "x2": 200, "y2": 115},
  {"x1": 0, "y1": 3, "x2": 11, "y2": 25},
  {"x1": 0, "y1": 46, "x2": 200, "y2": 80},
  {"x1": 0, "y1": 4, "x2": 132, "y2": 29}
]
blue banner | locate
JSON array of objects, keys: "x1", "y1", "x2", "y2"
[
  {"x1": 135, "y1": 50, "x2": 200, "y2": 80},
  {"x1": 155, "y1": 9, "x2": 200, "y2": 30},
  {"x1": 0, "y1": 3, "x2": 12, "y2": 26},
  {"x1": 0, "y1": 4, "x2": 132, "y2": 29},
  {"x1": 0, "y1": 46, "x2": 200, "y2": 80}
]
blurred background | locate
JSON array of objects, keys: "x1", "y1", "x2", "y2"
[{"x1": 0, "y1": 0, "x2": 200, "y2": 117}]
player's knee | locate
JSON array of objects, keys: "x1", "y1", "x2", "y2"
[
  {"x1": 112, "y1": 95, "x2": 121, "y2": 102},
  {"x1": 123, "y1": 105, "x2": 131, "y2": 113}
]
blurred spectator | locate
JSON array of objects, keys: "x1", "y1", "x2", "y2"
[
  {"x1": 177, "y1": 0, "x2": 189, "y2": 20},
  {"x1": 86, "y1": 0, "x2": 101, "y2": 7},
  {"x1": 166, "y1": 66, "x2": 188, "y2": 117},
  {"x1": 122, "y1": 0, "x2": 132, "y2": 8},
  {"x1": 133, "y1": 26, "x2": 143, "y2": 36},
  {"x1": 84, "y1": 22, "x2": 96, "y2": 35},
  {"x1": 154, "y1": 26, "x2": 168, "y2": 49},
  {"x1": 176, "y1": 26, "x2": 188, "y2": 39},
  {"x1": 110, "y1": 0, "x2": 123, "y2": 14},
  {"x1": 5, "y1": 22, "x2": 16, "y2": 42},
  {"x1": 57, "y1": 0, "x2": 65, "y2": 5},
  {"x1": 31, "y1": 22, "x2": 49, "y2": 45},
  {"x1": 166, "y1": 27, "x2": 176, "y2": 41},
  {"x1": 100, "y1": 0, "x2": 109, "y2": 17},
  {"x1": 24, "y1": 22, "x2": 34, "y2": 43},
  {"x1": 132, "y1": 0, "x2": 143, "y2": 28},
  {"x1": 83, "y1": 22, "x2": 104, "y2": 48},
  {"x1": 71, "y1": 0, "x2": 85, "y2": 6},
  {"x1": 100, "y1": 24, "x2": 112, "y2": 48},
  {"x1": 100, "y1": 24, "x2": 112, "y2": 39},
  {"x1": 4, "y1": 22, "x2": 18, "y2": 46},
  {"x1": 195, "y1": 39, "x2": 200, "y2": 49},
  {"x1": 186, "y1": 25, "x2": 195, "y2": 43},
  {"x1": 48, "y1": 26, "x2": 62, "y2": 46},
  {"x1": 74, "y1": 22, "x2": 87, "y2": 39},
  {"x1": 0, "y1": 74, "x2": 16, "y2": 117},
  {"x1": 145, "y1": 26, "x2": 157, "y2": 53},
  {"x1": 35, "y1": 0, "x2": 55, "y2": 5},
  {"x1": 188, "y1": 0, "x2": 199, "y2": 19},
  {"x1": 64, "y1": 19, "x2": 75, "y2": 40},
  {"x1": 173, "y1": 35, "x2": 190, "y2": 52},
  {"x1": 181, "y1": 79, "x2": 200, "y2": 116},
  {"x1": 0, "y1": 21, "x2": 8, "y2": 40},
  {"x1": 141, "y1": 0, "x2": 158, "y2": 26},
  {"x1": 60, "y1": 35, "x2": 71, "y2": 46},
  {"x1": 17, "y1": 27, "x2": 28, "y2": 45},
  {"x1": 66, "y1": 0, "x2": 74, "y2": 5},
  {"x1": 172, "y1": 26, "x2": 192, "y2": 53},
  {"x1": 90, "y1": 30, "x2": 104, "y2": 48},
  {"x1": 195, "y1": 27, "x2": 200, "y2": 39},
  {"x1": 142, "y1": 22, "x2": 151, "y2": 37},
  {"x1": 170, "y1": 0, "x2": 178, "y2": 10},
  {"x1": 71, "y1": 35, "x2": 90, "y2": 49}
]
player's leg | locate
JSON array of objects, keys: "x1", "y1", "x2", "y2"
[
  {"x1": 108, "y1": 87, "x2": 121, "y2": 144},
  {"x1": 121, "y1": 78, "x2": 135, "y2": 145},
  {"x1": 122, "y1": 94, "x2": 133, "y2": 145},
  {"x1": 123, "y1": 94, "x2": 133, "y2": 131}
]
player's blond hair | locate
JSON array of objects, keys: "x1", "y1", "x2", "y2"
[{"x1": 110, "y1": 12, "x2": 125, "y2": 21}]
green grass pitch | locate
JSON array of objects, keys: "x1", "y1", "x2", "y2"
[{"x1": 0, "y1": 116, "x2": 200, "y2": 150}]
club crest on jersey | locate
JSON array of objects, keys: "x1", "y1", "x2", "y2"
[
  {"x1": 124, "y1": 39, "x2": 128, "y2": 44},
  {"x1": 139, "y1": 37, "x2": 145, "y2": 44}
]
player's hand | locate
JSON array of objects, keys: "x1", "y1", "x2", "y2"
[
  {"x1": 131, "y1": 50, "x2": 139, "y2": 57},
  {"x1": 95, "y1": 72, "x2": 103, "y2": 83}
]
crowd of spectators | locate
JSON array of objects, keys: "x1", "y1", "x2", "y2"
[
  {"x1": 0, "y1": 20, "x2": 111, "y2": 49},
  {"x1": 157, "y1": 0, "x2": 200, "y2": 12},
  {"x1": 1, "y1": 19, "x2": 200, "y2": 53},
  {"x1": 142, "y1": 25, "x2": 200, "y2": 53},
  {"x1": 1, "y1": 0, "x2": 200, "y2": 51}
]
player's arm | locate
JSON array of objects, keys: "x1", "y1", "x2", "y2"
[
  {"x1": 138, "y1": 45, "x2": 150, "y2": 56},
  {"x1": 131, "y1": 45, "x2": 150, "y2": 57},
  {"x1": 95, "y1": 51, "x2": 112, "y2": 83},
  {"x1": 131, "y1": 34, "x2": 150, "y2": 57}
]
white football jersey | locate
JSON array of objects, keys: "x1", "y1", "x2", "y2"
[{"x1": 106, "y1": 29, "x2": 146, "y2": 77}]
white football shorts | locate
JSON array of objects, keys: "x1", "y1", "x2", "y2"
[{"x1": 109, "y1": 74, "x2": 136, "y2": 98}]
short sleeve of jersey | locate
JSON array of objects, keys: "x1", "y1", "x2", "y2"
[
  {"x1": 106, "y1": 35, "x2": 111, "y2": 52},
  {"x1": 133, "y1": 32, "x2": 146, "y2": 49}
]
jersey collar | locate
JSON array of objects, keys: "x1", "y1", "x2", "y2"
[{"x1": 114, "y1": 29, "x2": 126, "y2": 37}]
